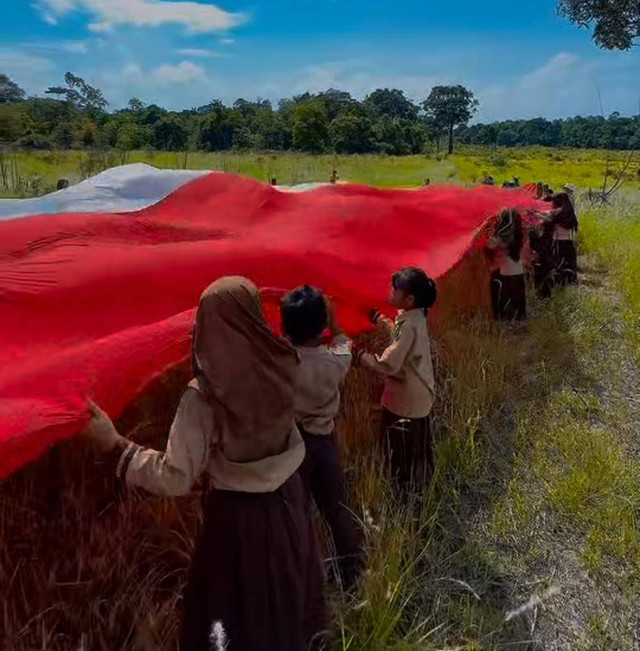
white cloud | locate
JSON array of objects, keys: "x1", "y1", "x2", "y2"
[
  {"x1": 152, "y1": 60, "x2": 208, "y2": 84},
  {"x1": 176, "y1": 48, "x2": 224, "y2": 58},
  {"x1": 61, "y1": 40, "x2": 89, "y2": 53},
  {"x1": 37, "y1": 0, "x2": 248, "y2": 33},
  {"x1": 1, "y1": 48, "x2": 57, "y2": 95},
  {"x1": 97, "y1": 60, "x2": 214, "y2": 108},
  {"x1": 474, "y1": 52, "x2": 639, "y2": 121},
  {"x1": 251, "y1": 61, "x2": 443, "y2": 104},
  {"x1": 220, "y1": 38, "x2": 234, "y2": 45}
]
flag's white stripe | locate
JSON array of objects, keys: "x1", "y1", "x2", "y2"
[
  {"x1": 0, "y1": 164, "x2": 211, "y2": 220},
  {"x1": 0, "y1": 163, "x2": 331, "y2": 221}
]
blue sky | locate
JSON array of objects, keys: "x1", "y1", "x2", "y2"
[{"x1": 3, "y1": 0, "x2": 639, "y2": 121}]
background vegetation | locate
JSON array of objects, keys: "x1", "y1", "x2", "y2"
[{"x1": 1, "y1": 71, "x2": 639, "y2": 160}]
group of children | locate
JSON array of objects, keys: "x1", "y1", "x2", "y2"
[
  {"x1": 487, "y1": 187, "x2": 580, "y2": 321},
  {"x1": 81, "y1": 173, "x2": 583, "y2": 648},
  {"x1": 86, "y1": 268, "x2": 438, "y2": 651}
]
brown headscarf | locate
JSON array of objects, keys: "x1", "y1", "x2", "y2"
[{"x1": 191, "y1": 276, "x2": 299, "y2": 463}]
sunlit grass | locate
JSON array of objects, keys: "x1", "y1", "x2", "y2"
[{"x1": 2, "y1": 146, "x2": 638, "y2": 197}]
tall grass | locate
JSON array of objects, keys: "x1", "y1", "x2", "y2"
[{"x1": 2, "y1": 147, "x2": 638, "y2": 197}]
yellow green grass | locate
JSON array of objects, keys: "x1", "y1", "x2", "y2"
[{"x1": 2, "y1": 147, "x2": 638, "y2": 196}]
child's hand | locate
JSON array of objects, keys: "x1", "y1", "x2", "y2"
[
  {"x1": 84, "y1": 401, "x2": 122, "y2": 452},
  {"x1": 324, "y1": 295, "x2": 342, "y2": 335}
]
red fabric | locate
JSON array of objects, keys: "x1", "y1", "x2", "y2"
[{"x1": 0, "y1": 173, "x2": 544, "y2": 477}]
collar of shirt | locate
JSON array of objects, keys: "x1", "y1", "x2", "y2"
[{"x1": 395, "y1": 308, "x2": 424, "y2": 325}]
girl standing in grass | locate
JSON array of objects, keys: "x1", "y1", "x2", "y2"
[
  {"x1": 359, "y1": 267, "x2": 437, "y2": 490},
  {"x1": 487, "y1": 208, "x2": 527, "y2": 321},
  {"x1": 549, "y1": 192, "x2": 579, "y2": 285},
  {"x1": 85, "y1": 277, "x2": 327, "y2": 651}
]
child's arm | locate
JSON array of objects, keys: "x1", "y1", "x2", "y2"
[
  {"x1": 325, "y1": 295, "x2": 352, "y2": 376},
  {"x1": 360, "y1": 322, "x2": 415, "y2": 377},
  {"x1": 85, "y1": 389, "x2": 211, "y2": 496}
]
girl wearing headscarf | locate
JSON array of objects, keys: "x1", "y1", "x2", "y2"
[
  {"x1": 549, "y1": 192, "x2": 579, "y2": 285},
  {"x1": 85, "y1": 276, "x2": 327, "y2": 651},
  {"x1": 487, "y1": 208, "x2": 527, "y2": 320}
]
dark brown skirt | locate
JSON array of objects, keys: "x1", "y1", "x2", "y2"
[
  {"x1": 180, "y1": 473, "x2": 328, "y2": 651},
  {"x1": 554, "y1": 240, "x2": 578, "y2": 285},
  {"x1": 490, "y1": 271, "x2": 527, "y2": 321},
  {"x1": 381, "y1": 408, "x2": 434, "y2": 490}
]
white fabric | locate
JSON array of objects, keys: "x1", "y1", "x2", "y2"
[
  {"x1": 554, "y1": 225, "x2": 574, "y2": 241},
  {"x1": 0, "y1": 163, "x2": 211, "y2": 220}
]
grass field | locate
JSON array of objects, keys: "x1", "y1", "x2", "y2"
[
  {"x1": 1, "y1": 149, "x2": 639, "y2": 650},
  {"x1": 1, "y1": 146, "x2": 638, "y2": 197}
]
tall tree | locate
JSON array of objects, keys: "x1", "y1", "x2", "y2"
[
  {"x1": 365, "y1": 88, "x2": 419, "y2": 121},
  {"x1": 0, "y1": 74, "x2": 26, "y2": 103},
  {"x1": 292, "y1": 102, "x2": 329, "y2": 153},
  {"x1": 152, "y1": 116, "x2": 188, "y2": 150},
  {"x1": 330, "y1": 113, "x2": 375, "y2": 153},
  {"x1": 126, "y1": 97, "x2": 146, "y2": 113},
  {"x1": 558, "y1": 0, "x2": 640, "y2": 49},
  {"x1": 422, "y1": 85, "x2": 478, "y2": 154},
  {"x1": 45, "y1": 72, "x2": 108, "y2": 111}
]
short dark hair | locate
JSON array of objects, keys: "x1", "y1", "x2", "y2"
[
  {"x1": 280, "y1": 285, "x2": 328, "y2": 345},
  {"x1": 392, "y1": 267, "x2": 437, "y2": 314}
]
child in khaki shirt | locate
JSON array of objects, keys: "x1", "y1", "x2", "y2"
[
  {"x1": 359, "y1": 267, "x2": 437, "y2": 490},
  {"x1": 281, "y1": 285, "x2": 363, "y2": 590}
]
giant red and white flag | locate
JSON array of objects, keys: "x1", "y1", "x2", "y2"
[{"x1": 0, "y1": 165, "x2": 543, "y2": 477}]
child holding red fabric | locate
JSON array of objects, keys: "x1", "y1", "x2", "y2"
[
  {"x1": 280, "y1": 285, "x2": 364, "y2": 590},
  {"x1": 358, "y1": 267, "x2": 437, "y2": 490}
]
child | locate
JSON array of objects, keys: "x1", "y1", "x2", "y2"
[
  {"x1": 85, "y1": 277, "x2": 327, "y2": 651},
  {"x1": 280, "y1": 285, "x2": 363, "y2": 590},
  {"x1": 487, "y1": 208, "x2": 527, "y2": 320},
  {"x1": 549, "y1": 192, "x2": 579, "y2": 285},
  {"x1": 359, "y1": 267, "x2": 437, "y2": 489},
  {"x1": 330, "y1": 169, "x2": 339, "y2": 184},
  {"x1": 529, "y1": 216, "x2": 556, "y2": 299}
]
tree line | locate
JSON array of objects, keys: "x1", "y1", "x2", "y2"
[
  {"x1": 1, "y1": 72, "x2": 638, "y2": 154},
  {"x1": 458, "y1": 115, "x2": 640, "y2": 150}
]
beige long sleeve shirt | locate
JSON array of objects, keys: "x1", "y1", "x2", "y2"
[
  {"x1": 369, "y1": 309, "x2": 435, "y2": 419},
  {"x1": 293, "y1": 334, "x2": 352, "y2": 435},
  {"x1": 116, "y1": 387, "x2": 305, "y2": 496}
]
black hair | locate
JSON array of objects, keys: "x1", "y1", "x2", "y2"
[
  {"x1": 391, "y1": 267, "x2": 437, "y2": 315},
  {"x1": 551, "y1": 192, "x2": 579, "y2": 230},
  {"x1": 495, "y1": 208, "x2": 524, "y2": 262},
  {"x1": 280, "y1": 285, "x2": 328, "y2": 345}
]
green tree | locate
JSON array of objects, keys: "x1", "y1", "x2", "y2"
[
  {"x1": 365, "y1": 88, "x2": 419, "y2": 121},
  {"x1": 330, "y1": 113, "x2": 375, "y2": 153},
  {"x1": 126, "y1": 97, "x2": 146, "y2": 113},
  {"x1": 558, "y1": 0, "x2": 640, "y2": 49},
  {"x1": 233, "y1": 126, "x2": 257, "y2": 150},
  {"x1": 0, "y1": 103, "x2": 26, "y2": 141},
  {"x1": 27, "y1": 98, "x2": 79, "y2": 135},
  {"x1": 0, "y1": 74, "x2": 26, "y2": 103},
  {"x1": 116, "y1": 121, "x2": 150, "y2": 150},
  {"x1": 423, "y1": 85, "x2": 478, "y2": 154},
  {"x1": 45, "y1": 72, "x2": 108, "y2": 111},
  {"x1": 317, "y1": 89, "x2": 356, "y2": 121},
  {"x1": 292, "y1": 102, "x2": 329, "y2": 153},
  {"x1": 196, "y1": 103, "x2": 241, "y2": 150},
  {"x1": 153, "y1": 116, "x2": 188, "y2": 150},
  {"x1": 51, "y1": 122, "x2": 75, "y2": 148},
  {"x1": 78, "y1": 119, "x2": 98, "y2": 147}
]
